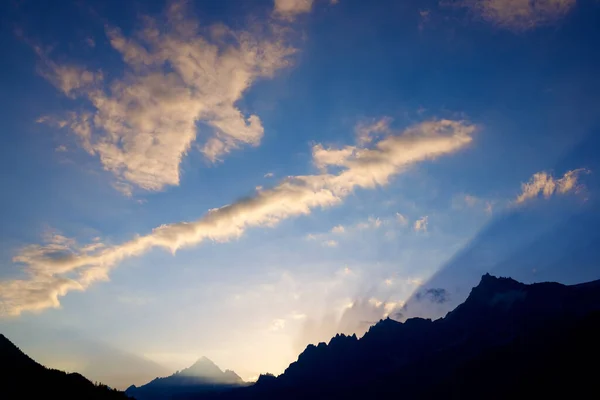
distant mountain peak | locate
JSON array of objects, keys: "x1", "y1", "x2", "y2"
[
  {"x1": 126, "y1": 355, "x2": 245, "y2": 399},
  {"x1": 178, "y1": 356, "x2": 225, "y2": 378},
  {"x1": 190, "y1": 356, "x2": 218, "y2": 368}
]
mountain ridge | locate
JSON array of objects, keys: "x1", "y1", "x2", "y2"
[{"x1": 196, "y1": 273, "x2": 600, "y2": 399}]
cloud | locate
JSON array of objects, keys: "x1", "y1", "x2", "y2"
[
  {"x1": 413, "y1": 216, "x2": 428, "y2": 232},
  {"x1": 464, "y1": 194, "x2": 478, "y2": 207},
  {"x1": 34, "y1": 48, "x2": 103, "y2": 98},
  {"x1": 111, "y1": 181, "x2": 134, "y2": 198},
  {"x1": 269, "y1": 318, "x2": 286, "y2": 331},
  {"x1": 273, "y1": 0, "x2": 314, "y2": 19},
  {"x1": 458, "y1": 0, "x2": 577, "y2": 31},
  {"x1": 322, "y1": 240, "x2": 338, "y2": 247},
  {"x1": 312, "y1": 145, "x2": 356, "y2": 172},
  {"x1": 0, "y1": 118, "x2": 476, "y2": 316},
  {"x1": 395, "y1": 212, "x2": 409, "y2": 226},
  {"x1": 291, "y1": 312, "x2": 307, "y2": 320},
  {"x1": 35, "y1": 0, "x2": 295, "y2": 193},
  {"x1": 327, "y1": 216, "x2": 382, "y2": 237},
  {"x1": 355, "y1": 117, "x2": 392, "y2": 145},
  {"x1": 356, "y1": 216, "x2": 382, "y2": 230},
  {"x1": 414, "y1": 288, "x2": 449, "y2": 304},
  {"x1": 452, "y1": 193, "x2": 497, "y2": 214},
  {"x1": 484, "y1": 201, "x2": 493, "y2": 214},
  {"x1": 418, "y1": 9, "x2": 432, "y2": 31},
  {"x1": 264, "y1": 172, "x2": 275, "y2": 178},
  {"x1": 331, "y1": 225, "x2": 345, "y2": 234},
  {"x1": 515, "y1": 168, "x2": 590, "y2": 204}
]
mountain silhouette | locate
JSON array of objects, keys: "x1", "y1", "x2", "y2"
[
  {"x1": 196, "y1": 273, "x2": 600, "y2": 399},
  {"x1": 0, "y1": 333, "x2": 129, "y2": 399},
  {"x1": 0, "y1": 322, "x2": 172, "y2": 389},
  {"x1": 125, "y1": 356, "x2": 246, "y2": 399}
]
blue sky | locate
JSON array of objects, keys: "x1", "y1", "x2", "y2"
[{"x1": 1, "y1": 0, "x2": 599, "y2": 389}]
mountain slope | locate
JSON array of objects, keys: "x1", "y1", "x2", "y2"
[
  {"x1": 205, "y1": 274, "x2": 600, "y2": 399},
  {"x1": 126, "y1": 356, "x2": 246, "y2": 400},
  {"x1": 0, "y1": 333, "x2": 130, "y2": 399}
]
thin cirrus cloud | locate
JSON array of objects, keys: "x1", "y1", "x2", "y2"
[
  {"x1": 0, "y1": 118, "x2": 476, "y2": 317},
  {"x1": 35, "y1": 0, "x2": 296, "y2": 194},
  {"x1": 457, "y1": 0, "x2": 577, "y2": 31},
  {"x1": 330, "y1": 216, "x2": 382, "y2": 234},
  {"x1": 515, "y1": 168, "x2": 590, "y2": 204}
]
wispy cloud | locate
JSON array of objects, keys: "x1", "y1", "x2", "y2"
[
  {"x1": 331, "y1": 225, "x2": 345, "y2": 234},
  {"x1": 331, "y1": 216, "x2": 382, "y2": 234},
  {"x1": 273, "y1": 0, "x2": 314, "y2": 19},
  {"x1": 457, "y1": 0, "x2": 576, "y2": 31},
  {"x1": 451, "y1": 193, "x2": 497, "y2": 215},
  {"x1": 269, "y1": 318, "x2": 286, "y2": 331},
  {"x1": 515, "y1": 168, "x2": 590, "y2": 204},
  {"x1": 395, "y1": 212, "x2": 409, "y2": 226},
  {"x1": 264, "y1": 172, "x2": 275, "y2": 178},
  {"x1": 484, "y1": 201, "x2": 494, "y2": 214},
  {"x1": 414, "y1": 216, "x2": 429, "y2": 232},
  {"x1": 0, "y1": 118, "x2": 476, "y2": 316},
  {"x1": 414, "y1": 287, "x2": 449, "y2": 304},
  {"x1": 35, "y1": 0, "x2": 295, "y2": 193},
  {"x1": 418, "y1": 9, "x2": 432, "y2": 31},
  {"x1": 356, "y1": 217, "x2": 382, "y2": 230},
  {"x1": 464, "y1": 194, "x2": 478, "y2": 207},
  {"x1": 355, "y1": 117, "x2": 392, "y2": 145}
]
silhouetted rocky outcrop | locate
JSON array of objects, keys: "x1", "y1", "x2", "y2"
[
  {"x1": 0, "y1": 333, "x2": 130, "y2": 399},
  {"x1": 125, "y1": 356, "x2": 246, "y2": 399},
  {"x1": 200, "y1": 274, "x2": 600, "y2": 399}
]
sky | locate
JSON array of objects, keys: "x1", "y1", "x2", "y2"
[{"x1": 1, "y1": 0, "x2": 599, "y2": 389}]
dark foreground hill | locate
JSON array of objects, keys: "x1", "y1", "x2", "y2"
[
  {"x1": 196, "y1": 274, "x2": 600, "y2": 399},
  {"x1": 0, "y1": 333, "x2": 130, "y2": 399}
]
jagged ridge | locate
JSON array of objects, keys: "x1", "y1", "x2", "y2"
[{"x1": 212, "y1": 274, "x2": 600, "y2": 400}]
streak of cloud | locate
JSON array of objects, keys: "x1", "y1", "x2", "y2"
[{"x1": 0, "y1": 118, "x2": 476, "y2": 316}]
